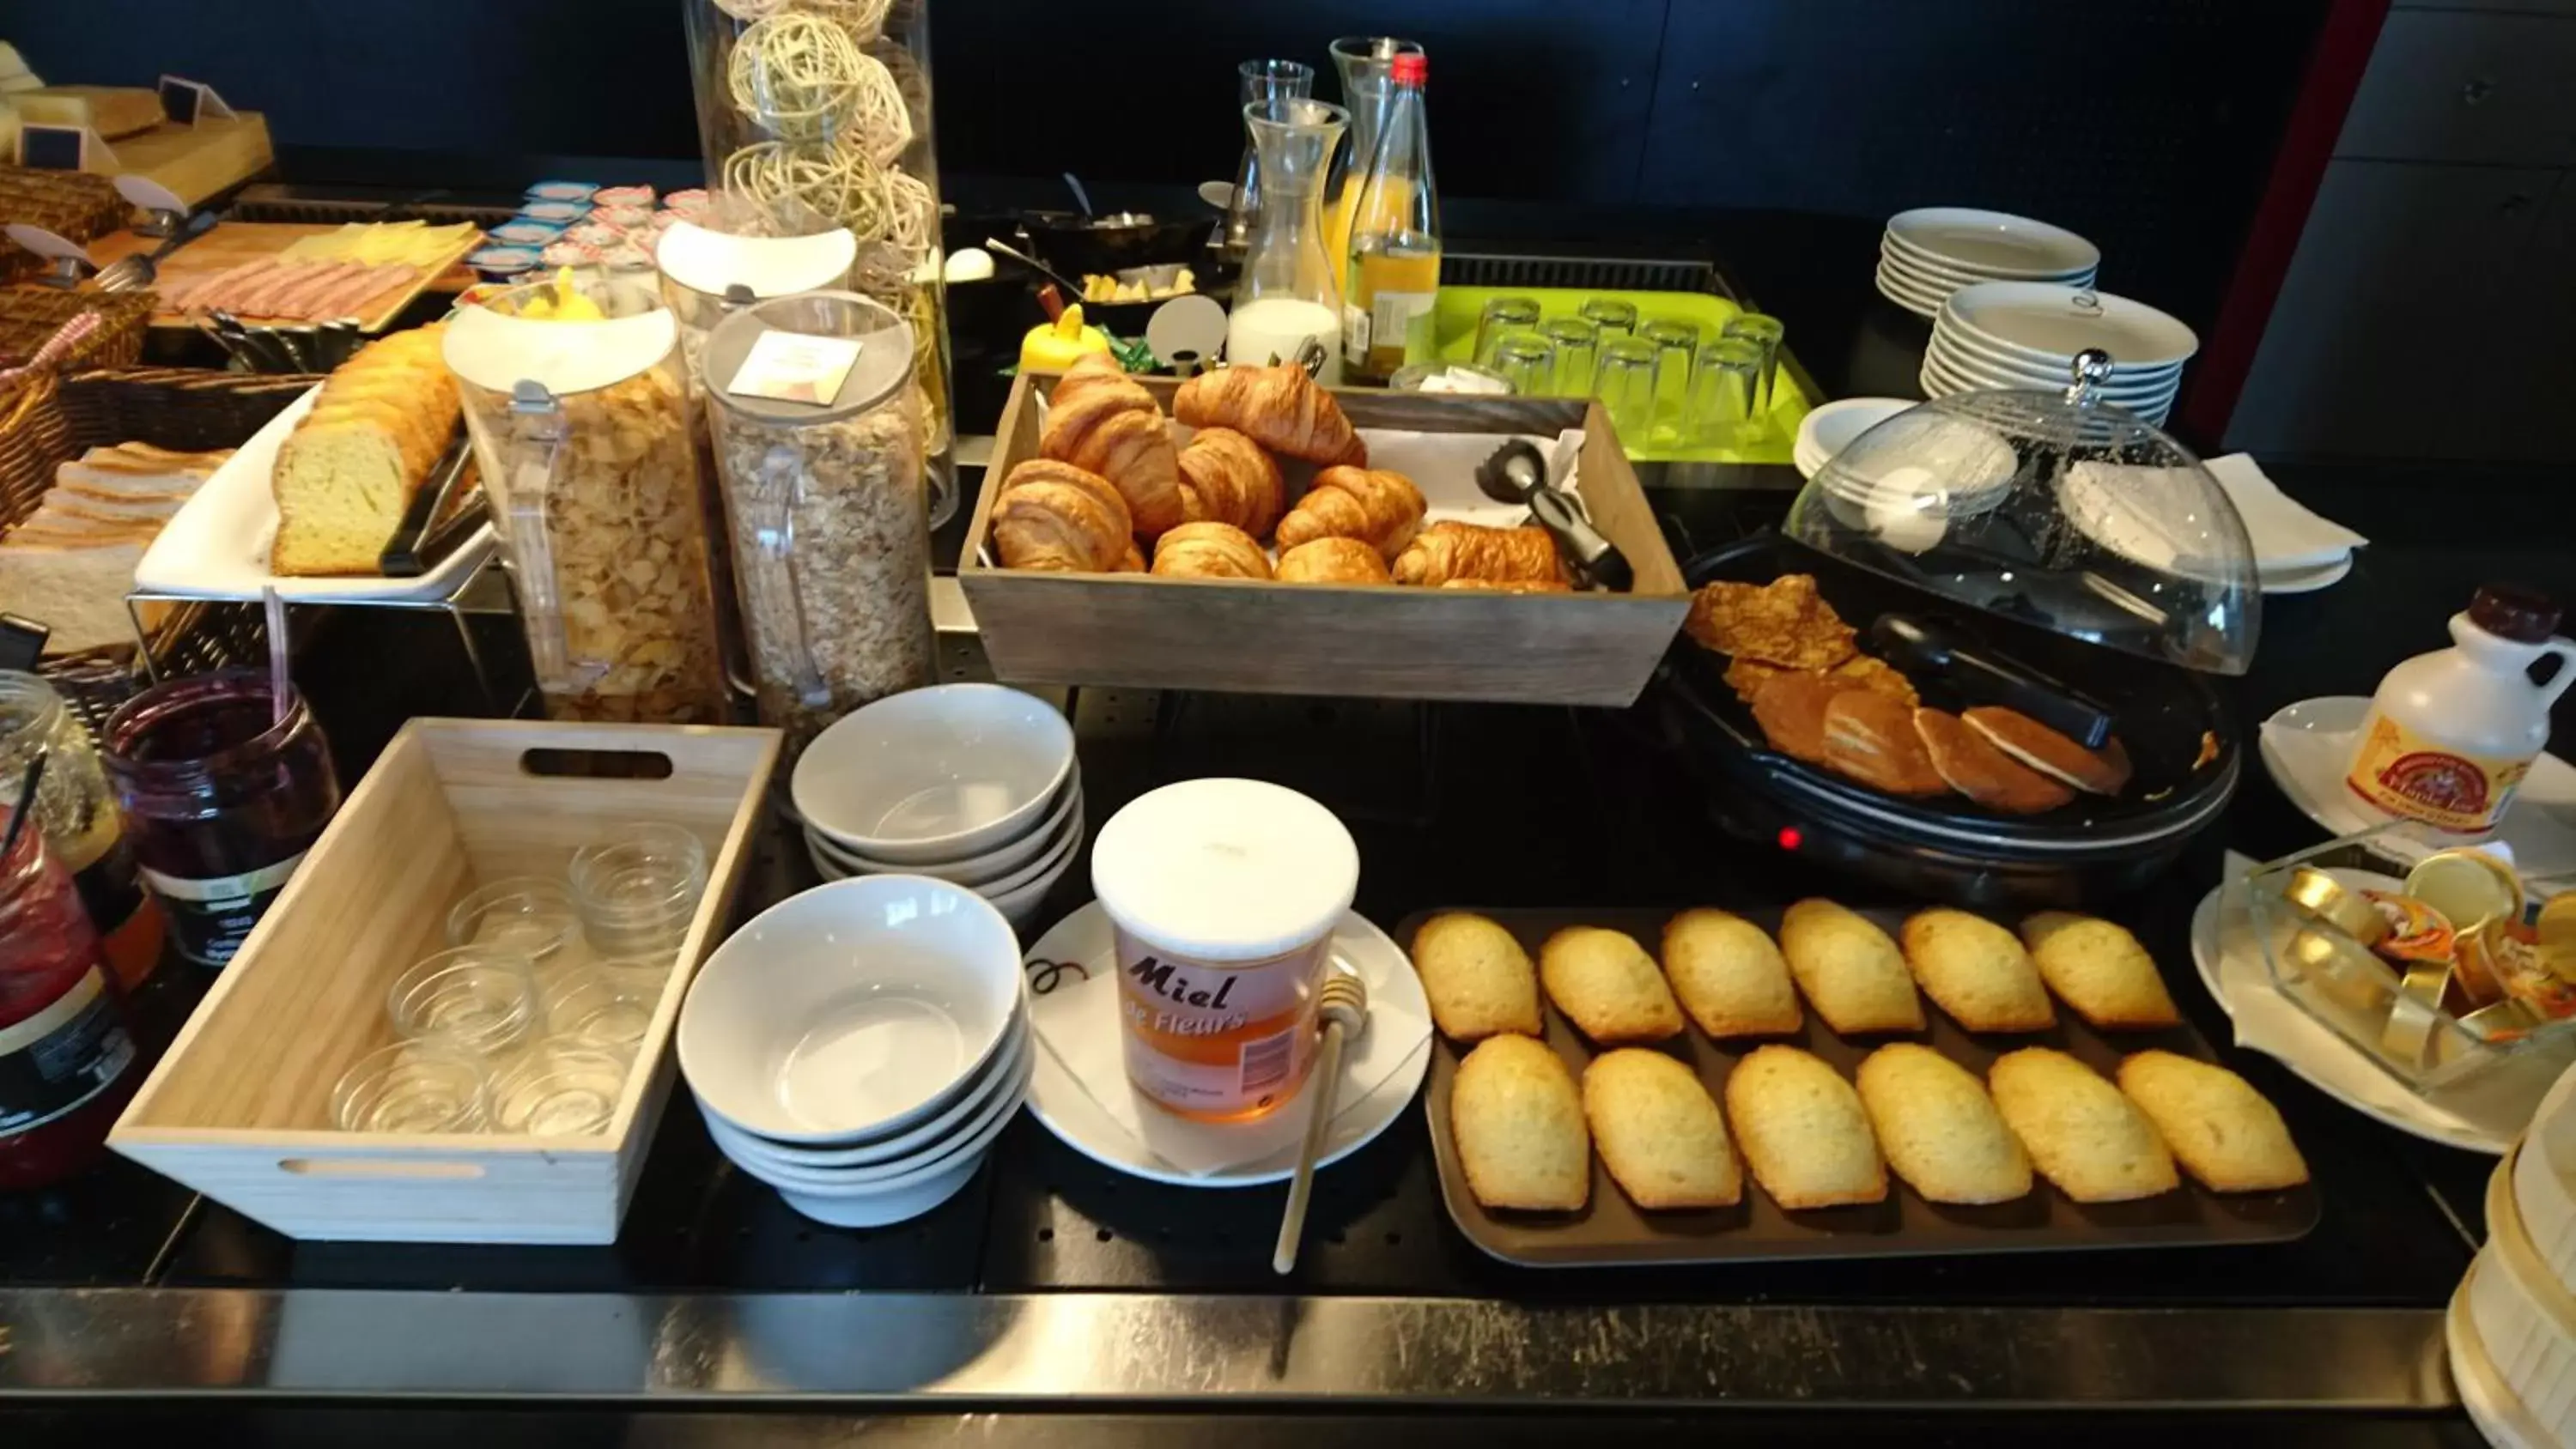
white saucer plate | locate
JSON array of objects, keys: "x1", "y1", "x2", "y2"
[
  {"x1": 2259, "y1": 695, "x2": 2576, "y2": 881},
  {"x1": 1885, "y1": 207, "x2": 2102, "y2": 279},
  {"x1": 1941, "y1": 282, "x2": 2199, "y2": 369},
  {"x1": 1020, "y1": 901, "x2": 1431, "y2": 1188},
  {"x1": 2189, "y1": 870, "x2": 2507, "y2": 1155},
  {"x1": 1928, "y1": 324, "x2": 2184, "y2": 385},
  {"x1": 2258, "y1": 553, "x2": 2354, "y2": 595}
]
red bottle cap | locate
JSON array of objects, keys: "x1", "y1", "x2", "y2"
[
  {"x1": 1390, "y1": 52, "x2": 1427, "y2": 85},
  {"x1": 2471, "y1": 584, "x2": 2561, "y2": 643}
]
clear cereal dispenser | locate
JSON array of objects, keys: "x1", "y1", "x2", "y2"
[
  {"x1": 442, "y1": 275, "x2": 732, "y2": 724},
  {"x1": 699, "y1": 289, "x2": 933, "y2": 755}
]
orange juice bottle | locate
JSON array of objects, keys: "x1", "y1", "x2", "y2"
[
  {"x1": 1091, "y1": 779, "x2": 1358, "y2": 1123},
  {"x1": 1342, "y1": 51, "x2": 1439, "y2": 384}
]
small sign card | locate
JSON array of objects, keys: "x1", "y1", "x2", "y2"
[
  {"x1": 156, "y1": 74, "x2": 235, "y2": 126},
  {"x1": 19, "y1": 124, "x2": 112, "y2": 173},
  {"x1": 726, "y1": 328, "x2": 863, "y2": 406}
]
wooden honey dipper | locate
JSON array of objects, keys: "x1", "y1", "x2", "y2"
[{"x1": 1272, "y1": 968, "x2": 1370, "y2": 1275}]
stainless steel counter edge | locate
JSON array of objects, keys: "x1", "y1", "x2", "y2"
[{"x1": 0, "y1": 1290, "x2": 2454, "y2": 1408}]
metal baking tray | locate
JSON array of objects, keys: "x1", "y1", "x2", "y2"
[{"x1": 1409, "y1": 906, "x2": 2321, "y2": 1267}]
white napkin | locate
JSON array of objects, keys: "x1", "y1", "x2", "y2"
[
  {"x1": 2202, "y1": 453, "x2": 2368, "y2": 571},
  {"x1": 1026, "y1": 919, "x2": 1432, "y2": 1178},
  {"x1": 1354, "y1": 426, "x2": 1588, "y2": 530},
  {"x1": 2204, "y1": 853, "x2": 2500, "y2": 1143}
]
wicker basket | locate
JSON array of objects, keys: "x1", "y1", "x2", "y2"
[
  {"x1": 0, "y1": 168, "x2": 128, "y2": 287},
  {"x1": 0, "y1": 364, "x2": 324, "y2": 719},
  {"x1": 0, "y1": 288, "x2": 155, "y2": 370}
]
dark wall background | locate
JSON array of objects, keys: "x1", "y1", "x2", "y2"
[{"x1": 8, "y1": 0, "x2": 2329, "y2": 336}]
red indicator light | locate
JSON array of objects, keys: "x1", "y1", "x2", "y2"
[{"x1": 1777, "y1": 826, "x2": 1803, "y2": 852}]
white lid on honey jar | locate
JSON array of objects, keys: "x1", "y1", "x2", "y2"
[{"x1": 1091, "y1": 778, "x2": 1358, "y2": 962}]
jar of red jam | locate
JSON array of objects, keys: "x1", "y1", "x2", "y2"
[
  {"x1": 0, "y1": 672, "x2": 165, "y2": 989},
  {"x1": 101, "y1": 671, "x2": 341, "y2": 971},
  {"x1": 0, "y1": 803, "x2": 141, "y2": 1192}
]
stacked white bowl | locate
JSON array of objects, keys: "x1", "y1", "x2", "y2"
[
  {"x1": 792, "y1": 684, "x2": 1082, "y2": 932},
  {"x1": 677, "y1": 874, "x2": 1031, "y2": 1227},
  {"x1": 1922, "y1": 281, "x2": 2200, "y2": 427},
  {"x1": 2451, "y1": 1064, "x2": 2576, "y2": 1446},
  {"x1": 1875, "y1": 206, "x2": 2099, "y2": 319}
]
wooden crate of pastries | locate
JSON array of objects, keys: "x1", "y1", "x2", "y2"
[{"x1": 960, "y1": 359, "x2": 1690, "y2": 706}]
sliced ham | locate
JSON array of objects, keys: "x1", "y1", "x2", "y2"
[{"x1": 329, "y1": 263, "x2": 419, "y2": 320}]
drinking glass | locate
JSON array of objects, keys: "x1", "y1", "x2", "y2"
[
  {"x1": 1486, "y1": 333, "x2": 1556, "y2": 396},
  {"x1": 488, "y1": 1046, "x2": 629, "y2": 1136},
  {"x1": 539, "y1": 967, "x2": 659, "y2": 1057},
  {"x1": 1595, "y1": 338, "x2": 1659, "y2": 446},
  {"x1": 1578, "y1": 298, "x2": 1638, "y2": 338},
  {"x1": 1473, "y1": 297, "x2": 1542, "y2": 365},
  {"x1": 1688, "y1": 336, "x2": 1767, "y2": 447},
  {"x1": 446, "y1": 876, "x2": 580, "y2": 963},
  {"x1": 1642, "y1": 319, "x2": 1699, "y2": 436},
  {"x1": 1722, "y1": 312, "x2": 1786, "y2": 415},
  {"x1": 570, "y1": 822, "x2": 708, "y2": 959},
  {"x1": 1541, "y1": 317, "x2": 1599, "y2": 396},
  {"x1": 331, "y1": 1042, "x2": 489, "y2": 1133},
  {"x1": 387, "y1": 945, "x2": 544, "y2": 1058}
]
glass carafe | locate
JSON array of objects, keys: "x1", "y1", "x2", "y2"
[
  {"x1": 1323, "y1": 35, "x2": 1422, "y2": 300},
  {"x1": 1219, "y1": 58, "x2": 1315, "y2": 261},
  {"x1": 443, "y1": 276, "x2": 731, "y2": 724},
  {"x1": 1229, "y1": 96, "x2": 1349, "y2": 383},
  {"x1": 701, "y1": 290, "x2": 933, "y2": 756}
]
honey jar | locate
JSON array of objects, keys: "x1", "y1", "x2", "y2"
[{"x1": 1090, "y1": 779, "x2": 1358, "y2": 1124}]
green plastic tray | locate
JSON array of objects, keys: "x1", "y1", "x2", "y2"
[{"x1": 1420, "y1": 285, "x2": 1807, "y2": 464}]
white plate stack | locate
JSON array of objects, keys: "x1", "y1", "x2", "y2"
[
  {"x1": 2453, "y1": 1065, "x2": 2576, "y2": 1447},
  {"x1": 678, "y1": 875, "x2": 1033, "y2": 1228},
  {"x1": 792, "y1": 684, "x2": 1082, "y2": 932},
  {"x1": 1875, "y1": 206, "x2": 2099, "y2": 319},
  {"x1": 1922, "y1": 281, "x2": 2200, "y2": 427},
  {"x1": 1791, "y1": 397, "x2": 1913, "y2": 480}
]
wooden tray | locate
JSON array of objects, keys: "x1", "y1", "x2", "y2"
[
  {"x1": 958, "y1": 373, "x2": 1691, "y2": 707},
  {"x1": 110, "y1": 718, "x2": 782, "y2": 1245},
  {"x1": 1408, "y1": 906, "x2": 2321, "y2": 1267},
  {"x1": 89, "y1": 220, "x2": 482, "y2": 332}
]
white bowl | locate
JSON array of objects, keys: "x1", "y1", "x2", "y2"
[
  {"x1": 677, "y1": 875, "x2": 1024, "y2": 1145},
  {"x1": 725, "y1": 1046, "x2": 1029, "y2": 1195},
  {"x1": 1795, "y1": 397, "x2": 1912, "y2": 477},
  {"x1": 806, "y1": 774, "x2": 1082, "y2": 884},
  {"x1": 777, "y1": 1151, "x2": 985, "y2": 1228},
  {"x1": 702, "y1": 1009, "x2": 1030, "y2": 1170},
  {"x1": 981, "y1": 829, "x2": 1081, "y2": 926},
  {"x1": 793, "y1": 684, "x2": 1075, "y2": 864}
]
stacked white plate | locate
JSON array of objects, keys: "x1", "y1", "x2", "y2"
[
  {"x1": 678, "y1": 875, "x2": 1032, "y2": 1228},
  {"x1": 1921, "y1": 281, "x2": 2199, "y2": 426},
  {"x1": 1875, "y1": 206, "x2": 2099, "y2": 319},
  {"x1": 1792, "y1": 397, "x2": 1912, "y2": 479},
  {"x1": 792, "y1": 684, "x2": 1082, "y2": 932}
]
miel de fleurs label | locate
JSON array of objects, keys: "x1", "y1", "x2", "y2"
[{"x1": 1113, "y1": 925, "x2": 1329, "y2": 1121}]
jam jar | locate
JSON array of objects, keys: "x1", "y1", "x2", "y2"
[
  {"x1": 0, "y1": 672, "x2": 164, "y2": 988},
  {"x1": 0, "y1": 802, "x2": 141, "y2": 1192},
  {"x1": 101, "y1": 671, "x2": 341, "y2": 970}
]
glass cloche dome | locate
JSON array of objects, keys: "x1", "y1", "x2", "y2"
[{"x1": 1785, "y1": 356, "x2": 2259, "y2": 675}]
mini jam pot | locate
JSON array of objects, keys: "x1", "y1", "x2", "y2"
[{"x1": 101, "y1": 671, "x2": 341, "y2": 971}]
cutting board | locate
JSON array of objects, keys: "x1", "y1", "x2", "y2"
[{"x1": 88, "y1": 219, "x2": 481, "y2": 332}]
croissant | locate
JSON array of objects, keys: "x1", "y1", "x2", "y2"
[
  {"x1": 1440, "y1": 577, "x2": 1573, "y2": 594},
  {"x1": 1150, "y1": 521, "x2": 1273, "y2": 581},
  {"x1": 1273, "y1": 466, "x2": 1425, "y2": 561},
  {"x1": 1275, "y1": 537, "x2": 1392, "y2": 585},
  {"x1": 1173, "y1": 365, "x2": 1367, "y2": 467},
  {"x1": 1050, "y1": 349, "x2": 1132, "y2": 409},
  {"x1": 1041, "y1": 357, "x2": 1185, "y2": 539},
  {"x1": 1176, "y1": 427, "x2": 1285, "y2": 538},
  {"x1": 992, "y1": 459, "x2": 1132, "y2": 573},
  {"x1": 1117, "y1": 541, "x2": 1145, "y2": 573},
  {"x1": 1392, "y1": 521, "x2": 1570, "y2": 587}
]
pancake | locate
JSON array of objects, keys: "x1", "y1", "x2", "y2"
[
  {"x1": 1961, "y1": 706, "x2": 2132, "y2": 796},
  {"x1": 1913, "y1": 707, "x2": 2075, "y2": 814},
  {"x1": 1750, "y1": 671, "x2": 1843, "y2": 765},
  {"x1": 1822, "y1": 691, "x2": 1951, "y2": 796},
  {"x1": 1684, "y1": 575, "x2": 1856, "y2": 670}
]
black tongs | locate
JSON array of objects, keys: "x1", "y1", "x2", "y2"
[
  {"x1": 378, "y1": 431, "x2": 479, "y2": 578},
  {"x1": 1475, "y1": 440, "x2": 1630, "y2": 591},
  {"x1": 1870, "y1": 614, "x2": 2117, "y2": 748}
]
